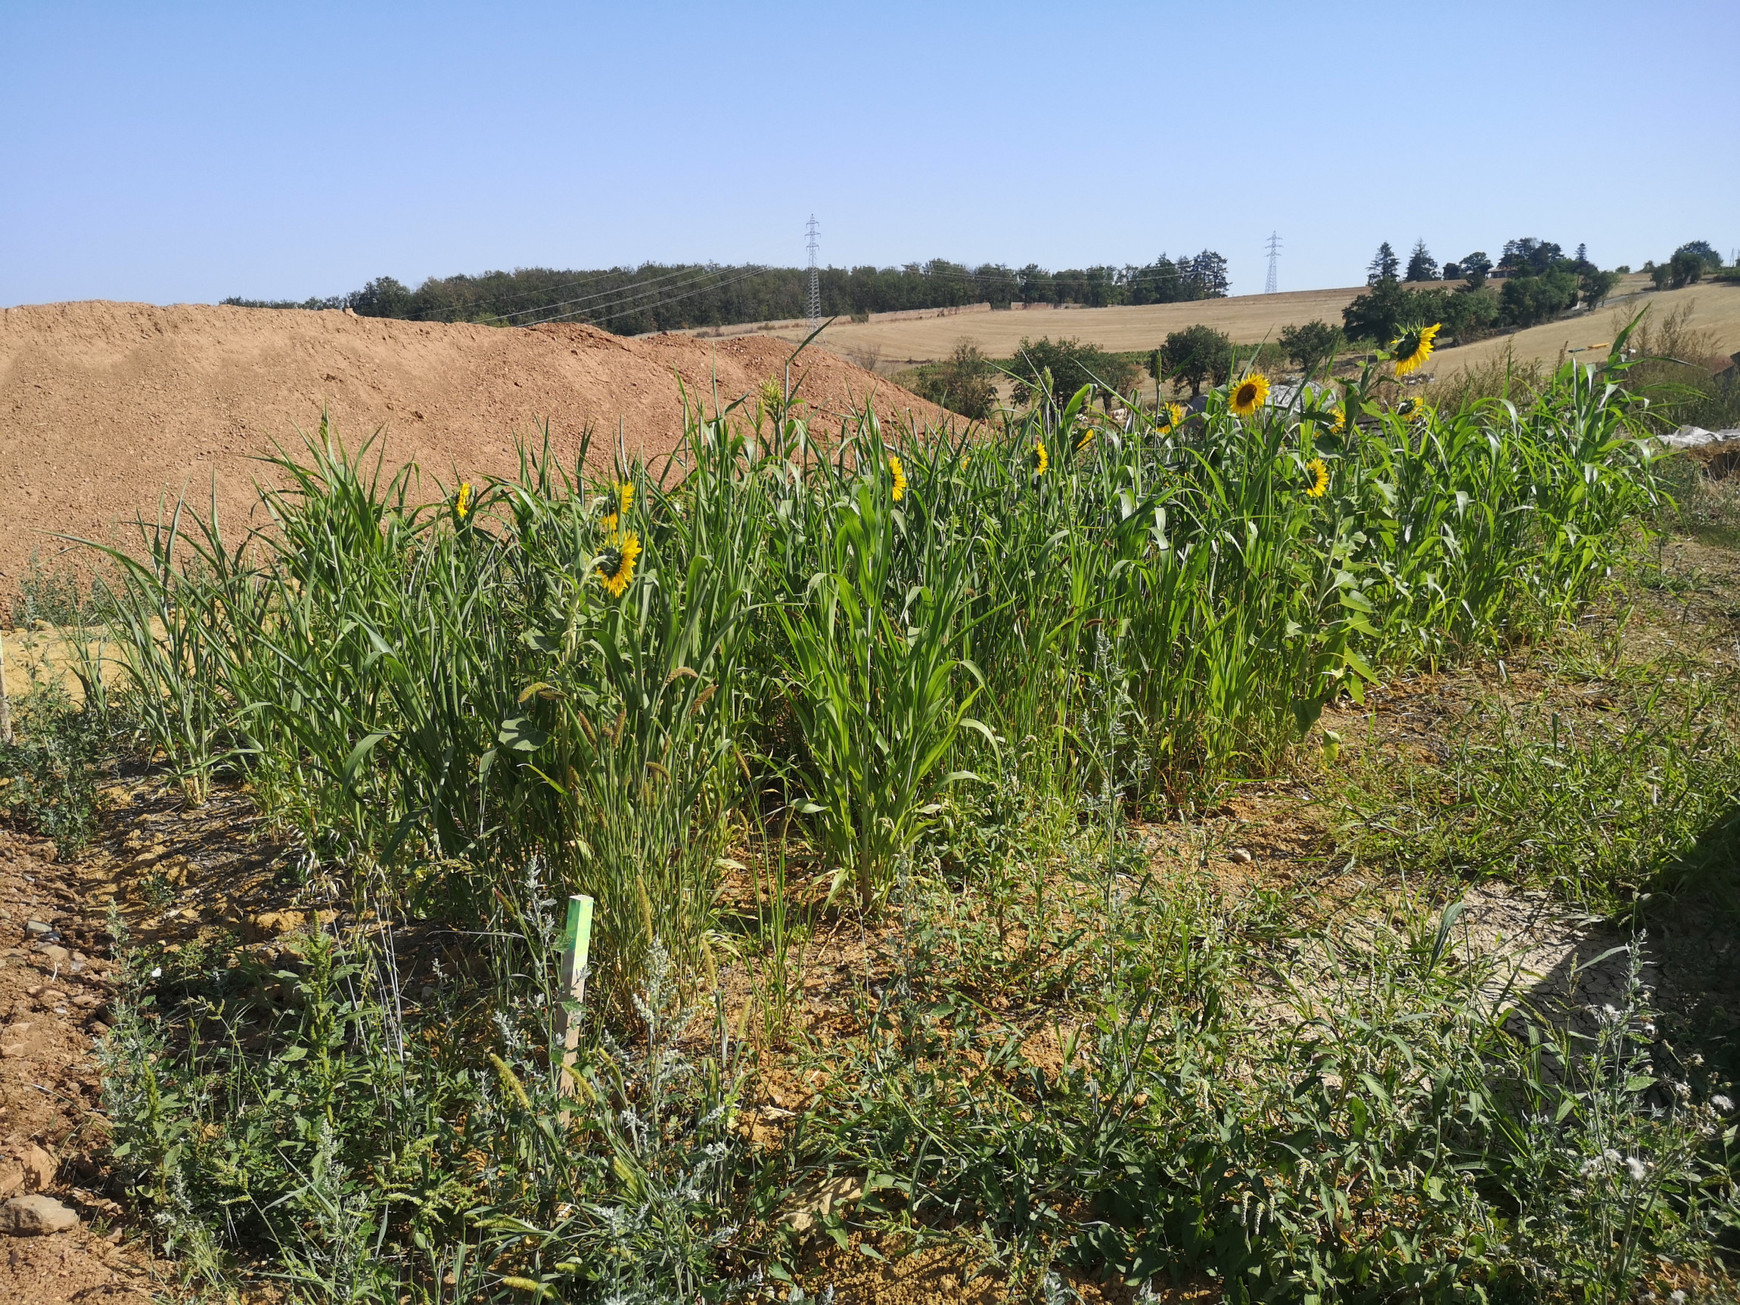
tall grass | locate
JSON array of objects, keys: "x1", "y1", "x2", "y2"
[{"x1": 87, "y1": 344, "x2": 1662, "y2": 1003}]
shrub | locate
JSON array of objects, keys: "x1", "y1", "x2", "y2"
[
  {"x1": 1007, "y1": 336, "x2": 1136, "y2": 407},
  {"x1": 1157, "y1": 324, "x2": 1233, "y2": 396}
]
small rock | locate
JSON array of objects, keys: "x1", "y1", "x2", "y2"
[
  {"x1": 1228, "y1": 847, "x2": 1254, "y2": 864},
  {"x1": 39, "y1": 944, "x2": 70, "y2": 965},
  {"x1": 0, "y1": 1194, "x2": 79, "y2": 1235},
  {"x1": 0, "y1": 1043, "x2": 28, "y2": 1059},
  {"x1": 780, "y1": 1174, "x2": 867, "y2": 1234},
  {"x1": 24, "y1": 921, "x2": 51, "y2": 938}
]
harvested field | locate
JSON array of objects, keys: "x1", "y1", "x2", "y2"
[
  {"x1": 752, "y1": 273, "x2": 1740, "y2": 381},
  {"x1": 0, "y1": 301, "x2": 946, "y2": 589}
]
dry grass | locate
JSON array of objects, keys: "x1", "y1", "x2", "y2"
[{"x1": 745, "y1": 274, "x2": 1740, "y2": 387}]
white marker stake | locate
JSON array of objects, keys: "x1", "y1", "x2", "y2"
[{"x1": 554, "y1": 894, "x2": 594, "y2": 1099}]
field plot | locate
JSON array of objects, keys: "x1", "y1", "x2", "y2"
[{"x1": 759, "y1": 274, "x2": 1740, "y2": 385}]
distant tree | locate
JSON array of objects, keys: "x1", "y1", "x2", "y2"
[
  {"x1": 1159, "y1": 325, "x2": 1235, "y2": 397},
  {"x1": 1673, "y1": 241, "x2": 1723, "y2": 271},
  {"x1": 1498, "y1": 238, "x2": 1563, "y2": 277},
  {"x1": 1279, "y1": 320, "x2": 1344, "y2": 376},
  {"x1": 1575, "y1": 242, "x2": 1589, "y2": 265},
  {"x1": 975, "y1": 264, "x2": 1019, "y2": 309},
  {"x1": 1498, "y1": 270, "x2": 1580, "y2": 327},
  {"x1": 1615, "y1": 265, "x2": 1631, "y2": 274},
  {"x1": 1650, "y1": 263, "x2": 1671, "y2": 291},
  {"x1": 1009, "y1": 337, "x2": 1137, "y2": 407},
  {"x1": 1404, "y1": 240, "x2": 1438, "y2": 282},
  {"x1": 1368, "y1": 242, "x2": 1400, "y2": 284},
  {"x1": 1343, "y1": 277, "x2": 1418, "y2": 343},
  {"x1": 1440, "y1": 286, "x2": 1499, "y2": 339},
  {"x1": 1669, "y1": 249, "x2": 1706, "y2": 288},
  {"x1": 1579, "y1": 268, "x2": 1620, "y2": 309},
  {"x1": 1441, "y1": 261, "x2": 1462, "y2": 281},
  {"x1": 1017, "y1": 264, "x2": 1055, "y2": 305},
  {"x1": 1459, "y1": 251, "x2": 1492, "y2": 289},
  {"x1": 913, "y1": 341, "x2": 998, "y2": 420},
  {"x1": 350, "y1": 276, "x2": 415, "y2": 318},
  {"x1": 1182, "y1": 250, "x2": 1230, "y2": 298}
]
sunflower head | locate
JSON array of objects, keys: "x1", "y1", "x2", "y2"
[
  {"x1": 454, "y1": 481, "x2": 473, "y2": 523},
  {"x1": 1329, "y1": 406, "x2": 1347, "y2": 435},
  {"x1": 596, "y1": 530, "x2": 642, "y2": 598},
  {"x1": 1230, "y1": 373, "x2": 1270, "y2": 417},
  {"x1": 617, "y1": 481, "x2": 634, "y2": 515},
  {"x1": 888, "y1": 454, "x2": 907, "y2": 502},
  {"x1": 1158, "y1": 402, "x2": 1186, "y2": 432},
  {"x1": 1305, "y1": 458, "x2": 1330, "y2": 499},
  {"x1": 1033, "y1": 439, "x2": 1050, "y2": 478},
  {"x1": 1390, "y1": 323, "x2": 1442, "y2": 377},
  {"x1": 1395, "y1": 396, "x2": 1430, "y2": 423}
]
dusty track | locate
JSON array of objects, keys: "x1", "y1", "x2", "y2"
[{"x1": 0, "y1": 301, "x2": 947, "y2": 590}]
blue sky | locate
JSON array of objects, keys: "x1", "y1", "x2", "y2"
[{"x1": 3, "y1": 0, "x2": 1734, "y2": 307}]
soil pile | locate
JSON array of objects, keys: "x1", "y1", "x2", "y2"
[{"x1": 0, "y1": 301, "x2": 946, "y2": 588}]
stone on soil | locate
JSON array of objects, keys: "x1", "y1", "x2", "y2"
[{"x1": 0, "y1": 1194, "x2": 79, "y2": 1235}]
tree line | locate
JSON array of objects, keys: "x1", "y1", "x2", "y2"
[{"x1": 223, "y1": 253, "x2": 1230, "y2": 335}]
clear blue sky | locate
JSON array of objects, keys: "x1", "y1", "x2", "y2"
[{"x1": 3, "y1": 0, "x2": 1734, "y2": 307}]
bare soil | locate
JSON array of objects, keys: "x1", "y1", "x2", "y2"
[{"x1": 0, "y1": 301, "x2": 950, "y2": 590}]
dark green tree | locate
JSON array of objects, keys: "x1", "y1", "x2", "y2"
[
  {"x1": 1579, "y1": 268, "x2": 1620, "y2": 309},
  {"x1": 1343, "y1": 277, "x2": 1436, "y2": 343},
  {"x1": 1009, "y1": 337, "x2": 1137, "y2": 407},
  {"x1": 1279, "y1": 320, "x2": 1344, "y2": 376},
  {"x1": 350, "y1": 276, "x2": 415, "y2": 318},
  {"x1": 1158, "y1": 325, "x2": 1234, "y2": 397},
  {"x1": 1367, "y1": 242, "x2": 1400, "y2": 284},
  {"x1": 1404, "y1": 240, "x2": 1438, "y2": 282},
  {"x1": 1459, "y1": 252, "x2": 1492, "y2": 289},
  {"x1": 1669, "y1": 250, "x2": 1705, "y2": 288},
  {"x1": 1673, "y1": 241, "x2": 1723, "y2": 271},
  {"x1": 912, "y1": 341, "x2": 998, "y2": 420}
]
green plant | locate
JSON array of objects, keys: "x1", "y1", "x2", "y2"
[{"x1": 0, "y1": 682, "x2": 108, "y2": 857}]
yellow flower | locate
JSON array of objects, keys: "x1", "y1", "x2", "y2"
[
  {"x1": 1329, "y1": 406, "x2": 1347, "y2": 435},
  {"x1": 1076, "y1": 429, "x2": 1095, "y2": 453},
  {"x1": 1033, "y1": 439, "x2": 1049, "y2": 478},
  {"x1": 1158, "y1": 402, "x2": 1186, "y2": 432},
  {"x1": 1305, "y1": 458, "x2": 1330, "y2": 499},
  {"x1": 888, "y1": 454, "x2": 907, "y2": 502},
  {"x1": 1230, "y1": 373, "x2": 1270, "y2": 417},
  {"x1": 454, "y1": 481, "x2": 473, "y2": 522},
  {"x1": 1395, "y1": 396, "x2": 1430, "y2": 423},
  {"x1": 596, "y1": 530, "x2": 641, "y2": 598},
  {"x1": 1391, "y1": 323, "x2": 1441, "y2": 376},
  {"x1": 617, "y1": 481, "x2": 634, "y2": 515}
]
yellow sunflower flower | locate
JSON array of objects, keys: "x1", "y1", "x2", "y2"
[
  {"x1": 1305, "y1": 458, "x2": 1330, "y2": 499},
  {"x1": 889, "y1": 454, "x2": 907, "y2": 502},
  {"x1": 454, "y1": 481, "x2": 473, "y2": 523},
  {"x1": 1033, "y1": 439, "x2": 1050, "y2": 478},
  {"x1": 1395, "y1": 396, "x2": 1430, "y2": 423},
  {"x1": 1076, "y1": 429, "x2": 1095, "y2": 453},
  {"x1": 1230, "y1": 373, "x2": 1270, "y2": 417},
  {"x1": 617, "y1": 481, "x2": 634, "y2": 515},
  {"x1": 1329, "y1": 406, "x2": 1347, "y2": 435},
  {"x1": 596, "y1": 530, "x2": 641, "y2": 598},
  {"x1": 1391, "y1": 323, "x2": 1442, "y2": 377},
  {"x1": 1158, "y1": 402, "x2": 1186, "y2": 432}
]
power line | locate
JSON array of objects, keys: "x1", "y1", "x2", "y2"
[
  {"x1": 1264, "y1": 232, "x2": 1282, "y2": 295},
  {"x1": 519, "y1": 264, "x2": 777, "y2": 328}
]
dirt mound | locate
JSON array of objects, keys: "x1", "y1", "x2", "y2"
[{"x1": 0, "y1": 301, "x2": 947, "y2": 591}]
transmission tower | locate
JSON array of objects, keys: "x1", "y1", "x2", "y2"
[
  {"x1": 805, "y1": 215, "x2": 821, "y2": 323},
  {"x1": 1264, "y1": 231, "x2": 1282, "y2": 295}
]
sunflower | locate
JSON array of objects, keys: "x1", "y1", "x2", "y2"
[
  {"x1": 1305, "y1": 458, "x2": 1330, "y2": 499},
  {"x1": 1390, "y1": 323, "x2": 1442, "y2": 377},
  {"x1": 1395, "y1": 396, "x2": 1430, "y2": 423},
  {"x1": 617, "y1": 481, "x2": 634, "y2": 515},
  {"x1": 1076, "y1": 429, "x2": 1095, "y2": 453},
  {"x1": 1033, "y1": 439, "x2": 1050, "y2": 478},
  {"x1": 1328, "y1": 406, "x2": 1347, "y2": 435},
  {"x1": 454, "y1": 481, "x2": 473, "y2": 523},
  {"x1": 888, "y1": 454, "x2": 907, "y2": 502},
  {"x1": 1230, "y1": 373, "x2": 1270, "y2": 417},
  {"x1": 596, "y1": 530, "x2": 641, "y2": 598},
  {"x1": 1158, "y1": 402, "x2": 1186, "y2": 432}
]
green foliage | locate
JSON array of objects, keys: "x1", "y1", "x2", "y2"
[
  {"x1": 1500, "y1": 269, "x2": 1583, "y2": 328},
  {"x1": 1368, "y1": 241, "x2": 1400, "y2": 284},
  {"x1": 1342, "y1": 277, "x2": 1431, "y2": 344},
  {"x1": 1669, "y1": 250, "x2": 1708, "y2": 289},
  {"x1": 908, "y1": 341, "x2": 997, "y2": 420},
  {"x1": 1158, "y1": 324, "x2": 1233, "y2": 396},
  {"x1": 0, "y1": 683, "x2": 108, "y2": 858},
  {"x1": 1007, "y1": 336, "x2": 1137, "y2": 407},
  {"x1": 1279, "y1": 319, "x2": 1344, "y2": 376},
  {"x1": 1405, "y1": 239, "x2": 1438, "y2": 282}
]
